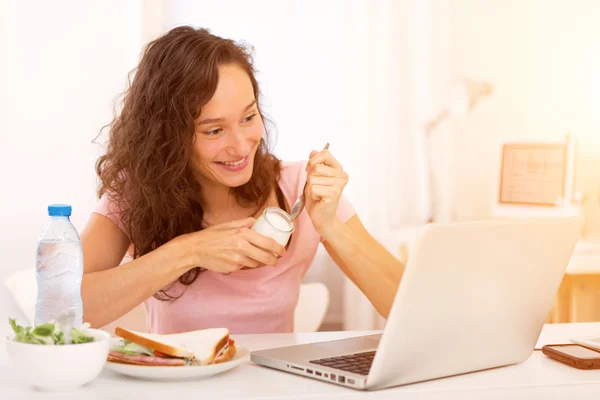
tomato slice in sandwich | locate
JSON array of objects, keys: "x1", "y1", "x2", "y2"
[{"x1": 154, "y1": 350, "x2": 169, "y2": 358}]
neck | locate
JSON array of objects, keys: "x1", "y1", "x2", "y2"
[{"x1": 200, "y1": 182, "x2": 237, "y2": 221}]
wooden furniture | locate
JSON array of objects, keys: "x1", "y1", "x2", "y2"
[{"x1": 548, "y1": 240, "x2": 600, "y2": 323}]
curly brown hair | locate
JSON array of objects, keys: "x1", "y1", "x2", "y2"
[{"x1": 95, "y1": 26, "x2": 281, "y2": 300}]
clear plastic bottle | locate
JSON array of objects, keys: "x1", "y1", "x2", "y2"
[{"x1": 34, "y1": 204, "x2": 83, "y2": 327}]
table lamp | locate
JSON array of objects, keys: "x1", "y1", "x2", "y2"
[
  {"x1": 424, "y1": 76, "x2": 493, "y2": 222},
  {"x1": 425, "y1": 76, "x2": 493, "y2": 135}
]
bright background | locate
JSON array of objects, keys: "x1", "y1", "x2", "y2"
[{"x1": 1, "y1": 0, "x2": 599, "y2": 336}]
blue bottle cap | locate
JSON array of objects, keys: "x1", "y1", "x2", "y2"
[{"x1": 48, "y1": 204, "x2": 72, "y2": 217}]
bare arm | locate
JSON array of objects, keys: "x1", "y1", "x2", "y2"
[
  {"x1": 80, "y1": 214, "x2": 285, "y2": 328},
  {"x1": 80, "y1": 214, "x2": 189, "y2": 328},
  {"x1": 302, "y1": 147, "x2": 404, "y2": 318},
  {"x1": 322, "y1": 215, "x2": 404, "y2": 318}
]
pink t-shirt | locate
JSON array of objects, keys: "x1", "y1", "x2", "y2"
[{"x1": 94, "y1": 161, "x2": 356, "y2": 334}]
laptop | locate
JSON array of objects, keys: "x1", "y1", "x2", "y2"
[{"x1": 250, "y1": 217, "x2": 583, "y2": 390}]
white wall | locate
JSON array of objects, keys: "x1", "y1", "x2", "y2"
[
  {"x1": 447, "y1": 0, "x2": 600, "y2": 229},
  {"x1": 0, "y1": 0, "x2": 142, "y2": 337}
]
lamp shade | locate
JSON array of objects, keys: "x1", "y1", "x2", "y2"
[{"x1": 447, "y1": 77, "x2": 493, "y2": 117}]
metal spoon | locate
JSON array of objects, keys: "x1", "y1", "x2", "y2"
[{"x1": 289, "y1": 143, "x2": 330, "y2": 221}]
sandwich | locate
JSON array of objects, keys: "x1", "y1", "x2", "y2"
[{"x1": 108, "y1": 326, "x2": 236, "y2": 366}]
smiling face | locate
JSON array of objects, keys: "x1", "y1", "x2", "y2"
[{"x1": 191, "y1": 63, "x2": 264, "y2": 191}]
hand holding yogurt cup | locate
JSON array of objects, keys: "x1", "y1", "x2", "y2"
[{"x1": 169, "y1": 217, "x2": 287, "y2": 275}]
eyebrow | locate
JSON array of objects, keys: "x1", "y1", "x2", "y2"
[{"x1": 196, "y1": 100, "x2": 257, "y2": 125}]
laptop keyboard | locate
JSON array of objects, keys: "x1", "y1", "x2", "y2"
[{"x1": 309, "y1": 351, "x2": 375, "y2": 375}]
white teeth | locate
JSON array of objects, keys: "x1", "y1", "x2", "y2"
[{"x1": 221, "y1": 158, "x2": 245, "y2": 166}]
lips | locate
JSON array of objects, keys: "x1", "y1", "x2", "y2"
[
  {"x1": 219, "y1": 158, "x2": 245, "y2": 166},
  {"x1": 215, "y1": 156, "x2": 249, "y2": 172}
]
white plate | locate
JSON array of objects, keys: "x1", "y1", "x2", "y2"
[{"x1": 104, "y1": 345, "x2": 250, "y2": 381}]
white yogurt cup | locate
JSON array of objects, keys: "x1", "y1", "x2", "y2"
[{"x1": 251, "y1": 207, "x2": 295, "y2": 246}]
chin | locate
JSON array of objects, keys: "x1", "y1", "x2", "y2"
[
  {"x1": 226, "y1": 173, "x2": 253, "y2": 188},
  {"x1": 220, "y1": 162, "x2": 254, "y2": 188}
]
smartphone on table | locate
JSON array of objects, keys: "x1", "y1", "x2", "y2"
[{"x1": 542, "y1": 344, "x2": 600, "y2": 369}]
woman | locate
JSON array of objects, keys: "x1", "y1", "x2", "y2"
[{"x1": 81, "y1": 26, "x2": 404, "y2": 334}]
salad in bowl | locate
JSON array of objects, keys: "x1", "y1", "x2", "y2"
[{"x1": 6, "y1": 317, "x2": 110, "y2": 391}]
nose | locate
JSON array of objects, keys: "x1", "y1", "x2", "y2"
[{"x1": 227, "y1": 128, "x2": 251, "y2": 156}]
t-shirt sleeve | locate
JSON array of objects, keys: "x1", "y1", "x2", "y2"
[{"x1": 93, "y1": 192, "x2": 130, "y2": 239}]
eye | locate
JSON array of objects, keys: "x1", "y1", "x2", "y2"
[
  {"x1": 204, "y1": 128, "x2": 223, "y2": 136},
  {"x1": 242, "y1": 113, "x2": 257, "y2": 123}
]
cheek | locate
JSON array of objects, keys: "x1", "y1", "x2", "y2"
[
  {"x1": 194, "y1": 140, "x2": 223, "y2": 164},
  {"x1": 249, "y1": 119, "x2": 265, "y2": 142}
]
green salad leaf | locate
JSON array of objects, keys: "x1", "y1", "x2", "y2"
[
  {"x1": 71, "y1": 327, "x2": 95, "y2": 344},
  {"x1": 110, "y1": 339, "x2": 155, "y2": 356},
  {"x1": 9, "y1": 318, "x2": 95, "y2": 345}
]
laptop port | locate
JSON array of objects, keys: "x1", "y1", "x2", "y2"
[
  {"x1": 315, "y1": 371, "x2": 322, "y2": 377},
  {"x1": 290, "y1": 366, "x2": 304, "y2": 371},
  {"x1": 306, "y1": 369, "x2": 313, "y2": 374},
  {"x1": 338, "y1": 376, "x2": 346, "y2": 383},
  {"x1": 347, "y1": 379, "x2": 355, "y2": 385},
  {"x1": 330, "y1": 374, "x2": 336, "y2": 381},
  {"x1": 324, "y1": 374, "x2": 329, "y2": 378}
]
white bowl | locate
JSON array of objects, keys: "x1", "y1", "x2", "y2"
[{"x1": 5, "y1": 328, "x2": 110, "y2": 391}]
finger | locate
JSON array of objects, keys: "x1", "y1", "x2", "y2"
[
  {"x1": 228, "y1": 251, "x2": 260, "y2": 270},
  {"x1": 308, "y1": 164, "x2": 348, "y2": 179},
  {"x1": 237, "y1": 255, "x2": 260, "y2": 269},
  {"x1": 308, "y1": 149, "x2": 343, "y2": 170},
  {"x1": 241, "y1": 229, "x2": 286, "y2": 256},
  {"x1": 239, "y1": 263, "x2": 268, "y2": 270},
  {"x1": 240, "y1": 241, "x2": 279, "y2": 266},
  {"x1": 306, "y1": 151, "x2": 318, "y2": 172},
  {"x1": 309, "y1": 184, "x2": 340, "y2": 202},
  {"x1": 307, "y1": 175, "x2": 347, "y2": 187}
]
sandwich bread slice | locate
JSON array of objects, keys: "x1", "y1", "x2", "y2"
[{"x1": 108, "y1": 326, "x2": 236, "y2": 366}]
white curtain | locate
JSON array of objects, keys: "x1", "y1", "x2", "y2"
[{"x1": 341, "y1": 0, "x2": 454, "y2": 330}]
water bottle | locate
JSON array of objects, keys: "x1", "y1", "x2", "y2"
[{"x1": 34, "y1": 204, "x2": 83, "y2": 327}]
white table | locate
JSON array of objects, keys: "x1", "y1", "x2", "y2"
[{"x1": 3, "y1": 323, "x2": 600, "y2": 399}]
